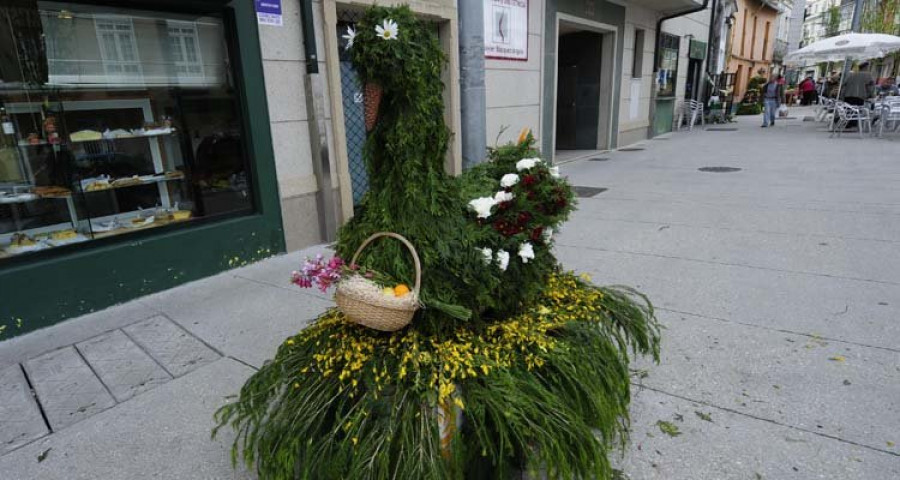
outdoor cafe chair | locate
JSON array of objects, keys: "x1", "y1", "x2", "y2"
[
  {"x1": 816, "y1": 96, "x2": 835, "y2": 122},
  {"x1": 675, "y1": 100, "x2": 704, "y2": 131},
  {"x1": 877, "y1": 100, "x2": 900, "y2": 137},
  {"x1": 831, "y1": 102, "x2": 873, "y2": 139}
]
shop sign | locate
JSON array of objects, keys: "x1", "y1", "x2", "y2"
[
  {"x1": 256, "y1": 0, "x2": 283, "y2": 27},
  {"x1": 484, "y1": 0, "x2": 528, "y2": 61},
  {"x1": 689, "y1": 40, "x2": 707, "y2": 60}
]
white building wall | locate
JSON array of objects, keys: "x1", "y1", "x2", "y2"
[
  {"x1": 620, "y1": 5, "x2": 711, "y2": 146},
  {"x1": 484, "y1": 0, "x2": 545, "y2": 146},
  {"x1": 619, "y1": 4, "x2": 657, "y2": 143},
  {"x1": 258, "y1": 0, "x2": 336, "y2": 251}
]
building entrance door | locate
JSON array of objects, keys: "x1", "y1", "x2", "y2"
[{"x1": 555, "y1": 30, "x2": 603, "y2": 151}]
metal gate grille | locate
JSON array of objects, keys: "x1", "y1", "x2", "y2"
[{"x1": 337, "y1": 11, "x2": 368, "y2": 206}]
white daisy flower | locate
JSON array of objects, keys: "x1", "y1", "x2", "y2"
[
  {"x1": 549, "y1": 166, "x2": 561, "y2": 178},
  {"x1": 342, "y1": 26, "x2": 356, "y2": 50},
  {"x1": 493, "y1": 191, "x2": 514, "y2": 203},
  {"x1": 516, "y1": 158, "x2": 542, "y2": 171},
  {"x1": 375, "y1": 19, "x2": 399, "y2": 41},
  {"x1": 469, "y1": 196, "x2": 497, "y2": 219},
  {"x1": 500, "y1": 173, "x2": 519, "y2": 188},
  {"x1": 496, "y1": 250, "x2": 510, "y2": 271},
  {"x1": 479, "y1": 248, "x2": 493, "y2": 265},
  {"x1": 518, "y1": 242, "x2": 535, "y2": 264}
]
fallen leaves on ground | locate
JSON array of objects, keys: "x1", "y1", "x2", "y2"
[{"x1": 656, "y1": 420, "x2": 682, "y2": 437}]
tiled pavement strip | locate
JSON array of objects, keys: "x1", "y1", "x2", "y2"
[
  {"x1": 0, "y1": 109, "x2": 899, "y2": 479},
  {"x1": 3, "y1": 315, "x2": 219, "y2": 452}
]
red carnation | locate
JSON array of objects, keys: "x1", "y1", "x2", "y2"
[
  {"x1": 531, "y1": 227, "x2": 544, "y2": 241},
  {"x1": 523, "y1": 175, "x2": 536, "y2": 186}
]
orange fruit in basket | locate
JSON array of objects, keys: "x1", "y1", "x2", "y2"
[{"x1": 393, "y1": 284, "x2": 411, "y2": 297}]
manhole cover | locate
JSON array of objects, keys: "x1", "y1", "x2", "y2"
[
  {"x1": 698, "y1": 167, "x2": 742, "y2": 173},
  {"x1": 573, "y1": 186, "x2": 608, "y2": 198},
  {"x1": 588, "y1": 157, "x2": 609, "y2": 162},
  {"x1": 706, "y1": 127, "x2": 738, "y2": 131},
  {"x1": 618, "y1": 147, "x2": 645, "y2": 152}
]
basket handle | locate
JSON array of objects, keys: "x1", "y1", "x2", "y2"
[{"x1": 350, "y1": 232, "x2": 422, "y2": 293}]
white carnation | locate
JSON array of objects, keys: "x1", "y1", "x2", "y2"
[
  {"x1": 468, "y1": 197, "x2": 497, "y2": 219},
  {"x1": 516, "y1": 158, "x2": 542, "y2": 171},
  {"x1": 496, "y1": 250, "x2": 510, "y2": 271},
  {"x1": 549, "y1": 166, "x2": 561, "y2": 178},
  {"x1": 493, "y1": 191, "x2": 515, "y2": 203},
  {"x1": 479, "y1": 247, "x2": 493, "y2": 265},
  {"x1": 518, "y1": 242, "x2": 535, "y2": 264},
  {"x1": 500, "y1": 173, "x2": 520, "y2": 188}
]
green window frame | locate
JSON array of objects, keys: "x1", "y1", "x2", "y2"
[{"x1": 0, "y1": 0, "x2": 285, "y2": 339}]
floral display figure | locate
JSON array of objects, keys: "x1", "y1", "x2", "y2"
[{"x1": 214, "y1": 6, "x2": 660, "y2": 479}]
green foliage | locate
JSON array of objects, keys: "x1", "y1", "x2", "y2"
[
  {"x1": 824, "y1": 5, "x2": 842, "y2": 38},
  {"x1": 335, "y1": 5, "x2": 482, "y2": 329},
  {"x1": 214, "y1": 275, "x2": 661, "y2": 479},
  {"x1": 215, "y1": 5, "x2": 661, "y2": 480},
  {"x1": 736, "y1": 103, "x2": 763, "y2": 115}
]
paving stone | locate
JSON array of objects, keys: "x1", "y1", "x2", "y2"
[
  {"x1": 0, "y1": 358, "x2": 255, "y2": 480},
  {"x1": 23, "y1": 347, "x2": 116, "y2": 431},
  {"x1": 75, "y1": 330, "x2": 172, "y2": 402},
  {"x1": 123, "y1": 316, "x2": 219, "y2": 377},
  {"x1": 0, "y1": 365, "x2": 49, "y2": 454},
  {"x1": 615, "y1": 388, "x2": 900, "y2": 480}
]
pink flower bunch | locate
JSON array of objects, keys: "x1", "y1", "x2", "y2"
[{"x1": 291, "y1": 255, "x2": 345, "y2": 293}]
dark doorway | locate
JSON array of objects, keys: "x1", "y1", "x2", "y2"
[
  {"x1": 556, "y1": 30, "x2": 602, "y2": 150},
  {"x1": 685, "y1": 58, "x2": 702, "y2": 100}
]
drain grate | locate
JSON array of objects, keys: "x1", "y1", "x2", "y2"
[
  {"x1": 573, "y1": 186, "x2": 608, "y2": 198},
  {"x1": 618, "y1": 147, "x2": 645, "y2": 152},
  {"x1": 706, "y1": 127, "x2": 738, "y2": 132},
  {"x1": 698, "y1": 167, "x2": 742, "y2": 173},
  {"x1": 588, "y1": 157, "x2": 610, "y2": 162}
]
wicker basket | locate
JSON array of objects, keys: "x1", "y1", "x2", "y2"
[{"x1": 335, "y1": 232, "x2": 421, "y2": 332}]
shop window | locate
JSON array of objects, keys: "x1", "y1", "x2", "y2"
[
  {"x1": 0, "y1": 2, "x2": 254, "y2": 262},
  {"x1": 656, "y1": 33, "x2": 680, "y2": 98}
]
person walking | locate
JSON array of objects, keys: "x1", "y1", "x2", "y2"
[
  {"x1": 799, "y1": 75, "x2": 817, "y2": 105},
  {"x1": 761, "y1": 74, "x2": 784, "y2": 128}
]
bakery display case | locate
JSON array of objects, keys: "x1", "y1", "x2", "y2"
[
  {"x1": 0, "y1": 2, "x2": 254, "y2": 262},
  {"x1": 0, "y1": 97, "x2": 195, "y2": 258}
]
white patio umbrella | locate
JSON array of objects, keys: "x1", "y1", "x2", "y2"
[
  {"x1": 784, "y1": 33, "x2": 900, "y2": 65},
  {"x1": 784, "y1": 33, "x2": 900, "y2": 131}
]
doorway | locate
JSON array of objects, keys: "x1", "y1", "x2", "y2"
[
  {"x1": 685, "y1": 58, "x2": 702, "y2": 100},
  {"x1": 556, "y1": 30, "x2": 602, "y2": 150},
  {"x1": 552, "y1": 16, "x2": 617, "y2": 162}
]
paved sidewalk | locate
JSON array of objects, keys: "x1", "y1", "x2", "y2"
[{"x1": 1, "y1": 110, "x2": 898, "y2": 479}]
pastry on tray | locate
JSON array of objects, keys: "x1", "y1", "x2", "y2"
[
  {"x1": 127, "y1": 216, "x2": 155, "y2": 228},
  {"x1": 111, "y1": 176, "x2": 142, "y2": 188},
  {"x1": 171, "y1": 210, "x2": 192, "y2": 221},
  {"x1": 70, "y1": 130, "x2": 102, "y2": 142},
  {"x1": 10, "y1": 232, "x2": 37, "y2": 247},
  {"x1": 6, "y1": 232, "x2": 45, "y2": 254},
  {"x1": 50, "y1": 229, "x2": 78, "y2": 241},
  {"x1": 34, "y1": 186, "x2": 71, "y2": 197},
  {"x1": 85, "y1": 180, "x2": 111, "y2": 192}
]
